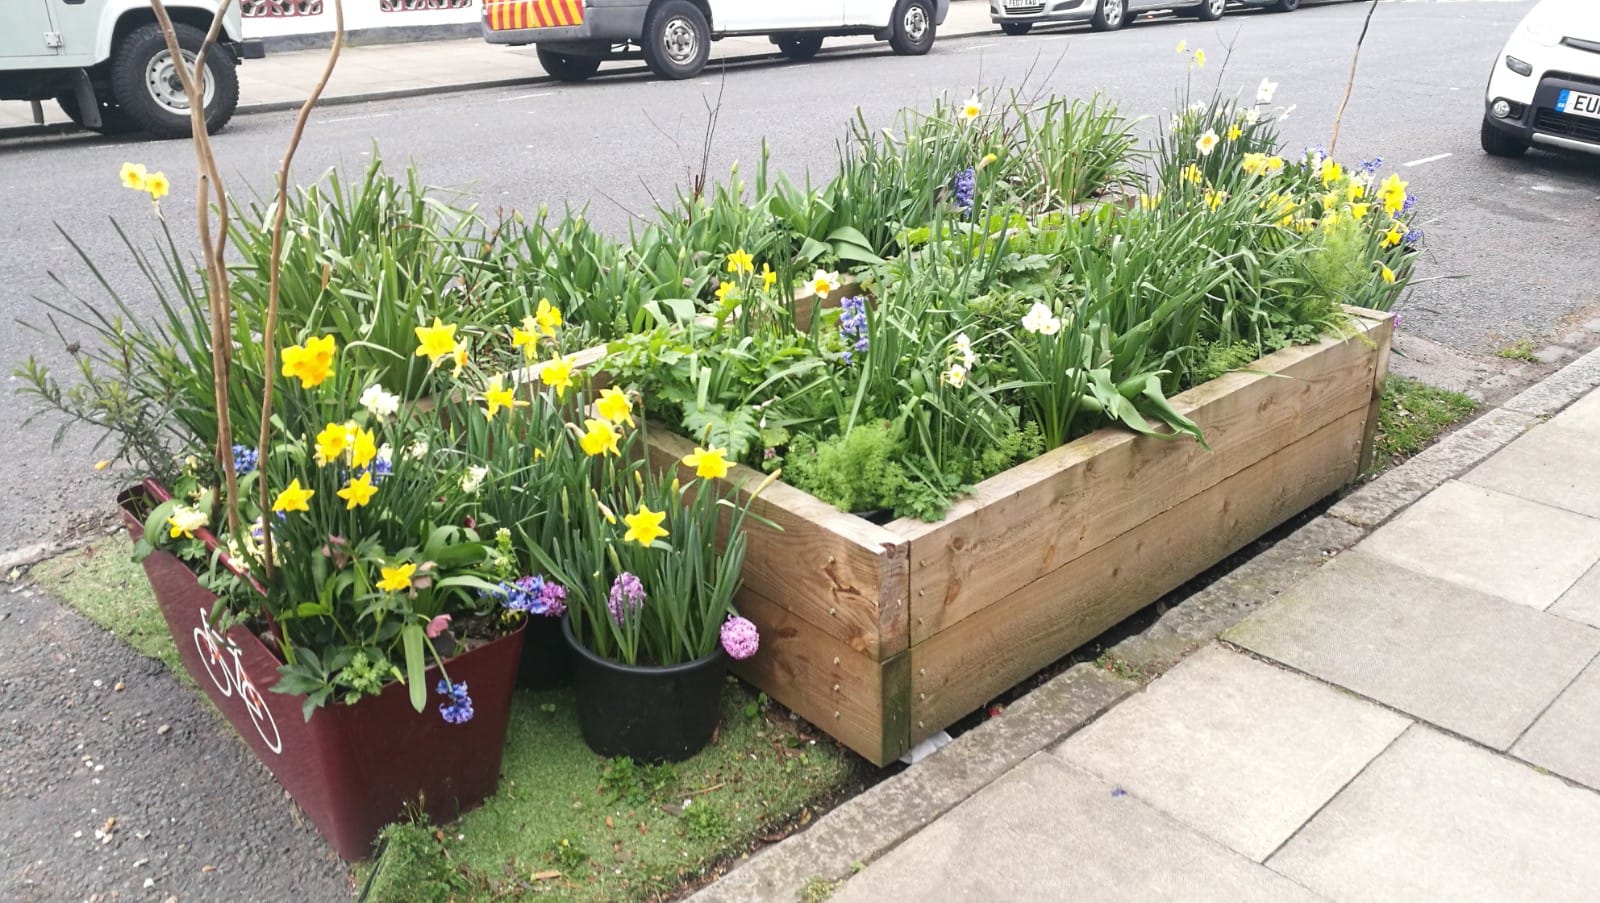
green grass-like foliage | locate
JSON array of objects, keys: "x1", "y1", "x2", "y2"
[{"x1": 1371, "y1": 376, "x2": 1479, "y2": 471}]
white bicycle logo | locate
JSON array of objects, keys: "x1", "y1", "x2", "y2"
[{"x1": 192, "y1": 609, "x2": 283, "y2": 755}]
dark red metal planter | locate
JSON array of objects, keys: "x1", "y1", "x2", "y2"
[{"x1": 119, "y1": 482, "x2": 524, "y2": 861}]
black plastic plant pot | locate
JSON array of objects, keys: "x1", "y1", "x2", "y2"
[
  {"x1": 562, "y1": 616, "x2": 727, "y2": 763},
  {"x1": 853, "y1": 508, "x2": 895, "y2": 526},
  {"x1": 518, "y1": 614, "x2": 573, "y2": 690}
]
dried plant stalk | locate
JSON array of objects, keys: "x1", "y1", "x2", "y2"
[{"x1": 1330, "y1": 0, "x2": 1381, "y2": 155}]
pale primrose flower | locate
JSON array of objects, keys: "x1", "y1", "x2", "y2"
[
  {"x1": 360, "y1": 384, "x2": 400, "y2": 419},
  {"x1": 942, "y1": 364, "x2": 968, "y2": 389},
  {"x1": 1256, "y1": 77, "x2": 1278, "y2": 105},
  {"x1": 1021, "y1": 303, "x2": 1062, "y2": 336},
  {"x1": 460, "y1": 466, "x2": 488, "y2": 495},
  {"x1": 166, "y1": 505, "x2": 209, "y2": 540}
]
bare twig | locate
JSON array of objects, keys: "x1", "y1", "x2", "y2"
[
  {"x1": 1330, "y1": 0, "x2": 1382, "y2": 155},
  {"x1": 257, "y1": 0, "x2": 345, "y2": 577}
]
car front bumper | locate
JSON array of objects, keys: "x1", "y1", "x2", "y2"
[
  {"x1": 990, "y1": 0, "x2": 1094, "y2": 25},
  {"x1": 1485, "y1": 32, "x2": 1600, "y2": 156}
]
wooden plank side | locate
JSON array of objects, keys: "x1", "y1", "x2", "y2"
[
  {"x1": 729, "y1": 583, "x2": 903, "y2": 764},
  {"x1": 909, "y1": 406, "x2": 1369, "y2": 739},
  {"x1": 901, "y1": 317, "x2": 1384, "y2": 644},
  {"x1": 647, "y1": 427, "x2": 910, "y2": 660},
  {"x1": 1357, "y1": 313, "x2": 1396, "y2": 474}
]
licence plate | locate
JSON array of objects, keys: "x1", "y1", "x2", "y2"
[
  {"x1": 1555, "y1": 89, "x2": 1600, "y2": 120},
  {"x1": 1002, "y1": 0, "x2": 1041, "y2": 10}
]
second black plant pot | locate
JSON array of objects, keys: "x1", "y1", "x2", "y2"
[
  {"x1": 562, "y1": 616, "x2": 727, "y2": 762},
  {"x1": 517, "y1": 615, "x2": 574, "y2": 690}
]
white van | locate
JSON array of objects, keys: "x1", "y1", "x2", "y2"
[{"x1": 482, "y1": 0, "x2": 949, "y2": 81}]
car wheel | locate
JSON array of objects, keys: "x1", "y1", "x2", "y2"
[
  {"x1": 1090, "y1": 0, "x2": 1128, "y2": 32},
  {"x1": 55, "y1": 92, "x2": 136, "y2": 134},
  {"x1": 1480, "y1": 115, "x2": 1528, "y2": 158},
  {"x1": 537, "y1": 47, "x2": 603, "y2": 82},
  {"x1": 776, "y1": 32, "x2": 825, "y2": 61},
  {"x1": 889, "y1": 0, "x2": 936, "y2": 55},
  {"x1": 1196, "y1": 0, "x2": 1227, "y2": 22},
  {"x1": 1000, "y1": 21, "x2": 1033, "y2": 36},
  {"x1": 642, "y1": 0, "x2": 711, "y2": 80},
  {"x1": 1269, "y1": 0, "x2": 1302, "y2": 11},
  {"x1": 108, "y1": 22, "x2": 239, "y2": 139}
]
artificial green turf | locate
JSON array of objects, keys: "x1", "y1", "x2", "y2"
[
  {"x1": 1369, "y1": 375, "x2": 1479, "y2": 472},
  {"x1": 33, "y1": 542, "x2": 864, "y2": 902}
]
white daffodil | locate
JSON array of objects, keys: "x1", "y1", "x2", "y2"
[
  {"x1": 1256, "y1": 77, "x2": 1278, "y2": 105},
  {"x1": 1196, "y1": 130, "x2": 1221, "y2": 156},
  {"x1": 1021, "y1": 303, "x2": 1062, "y2": 336},
  {"x1": 942, "y1": 364, "x2": 968, "y2": 389},
  {"x1": 360, "y1": 384, "x2": 400, "y2": 420},
  {"x1": 460, "y1": 466, "x2": 489, "y2": 495},
  {"x1": 811, "y1": 269, "x2": 840, "y2": 297}
]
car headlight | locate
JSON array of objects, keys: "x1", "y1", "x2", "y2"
[
  {"x1": 1522, "y1": 18, "x2": 1563, "y2": 47},
  {"x1": 1505, "y1": 55, "x2": 1533, "y2": 77}
]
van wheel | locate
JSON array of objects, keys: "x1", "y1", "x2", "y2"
[
  {"x1": 1195, "y1": 0, "x2": 1227, "y2": 21},
  {"x1": 642, "y1": 0, "x2": 710, "y2": 79},
  {"x1": 109, "y1": 22, "x2": 239, "y2": 139},
  {"x1": 1269, "y1": 0, "x2": 1302, "y2": 11},
  {"x1": 1480, "y1": 116, "x2": 1528, "y2": 158},
  {"x1": 889, "y1": 0, "x2": 936, "y2": 55},
  {"x1": 776, "y1": 33, "x2": 825, "y2": 61},
  {"x1": 55, "y1": 93, "x2": 135, "y2": 134},
  {"x1": 1000, "y1": 21, "x2": 1033, "y2": 36},
  {"x1": 537, "y1": 47, "x2": 603, "y2": 82},
  {"x1": 1090, "y1": 0, "x2": 1128, "y2": 31}
]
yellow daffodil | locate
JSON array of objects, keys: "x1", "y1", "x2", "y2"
[
  {"x1": 1346, "y1": 181, "x2": 1366, "y2": 202},
  {"x1": 1265, "y1": 156, "x2": 1286, "y2": 175},
  {"x1": 1241, "y1": 153, "x2": 1268, "y2": 177},
  {"x1": 979, "y1": 152, "x2": 999, "y2": 169},
  {"x1": 144, "y1": 172, "x2": 170, "y2": 200},
  {"x1": 623, "y1": 504, "x2": 669, "y2": 547},
  {"x1": 1227, "y1": 124, "x2": 1242, "y2": 142},
  {"x1": 1378, "y1": 262, "x2": 1397, "y2": 284},
  {"x1": 682, "y1": 445, "x2": 730, "y2": 480},
  {"x1": 414, "y1": 318, "x2": 458, "y2": 367},
  {"x1": 539, "y1": 354, "x2": 574, "y2": 399},
  {"x1": 960, "y1": 96, "x2": 982, "y2": 120},
  {"x1": 1182, "y1": 163, "x2": 1205, "y2": 185},
  {"x1": 1320, "y1": 158, "x2": 1343, "y2": 186},
  {"x1": 1351, "y1": 202, "x2": 1371, "y2": 219},
  {"x1": 94, "y1": 459, "x2": 112, "y2": 471},
  {"x1": 349, "y1": 427, "x2": 378, "y2": 470},
  {"x1": 596, "y1": 387, "x2": 634, "y2": 427},
  {"x1": 377, "y1": 562, "x2": 416, "y2": 593},
  {"x1": 336, "y1": 472, "x2": 378, "y2": 510},
  {"x1": 314, "y1": 421, "x2": 353, "y2": 467},
  {"x1": 281, "y1": 335, "x2": 337, "y2": 389},
  {"x1": 715, "y1": 280, "x2": 737, "y2": 303},
  {"x1": 532, "y1": 447, "x2": 545, "y2": 462},
  {"x1": 761, "y1": 263, "x2": 777, "y2": 290},
  {"x1": 726, "y1": 248, "x2": 754, "y2": 275},
  {"x1": 579, "y1": 418, "x2": 621, "y2": 457},
  {"x1": 119, "y1": 162, "x2": 147, "y2": 191},
  {"x1": 1382, "y1": 227, "x2": 1404, "y2": 248},
  {"x1": 534, "y1": 298, "x2": 563, "y2": 337},
  {"x1": 450, "y1": 341, "x2": 469, "y2": 378},
  {"x1": 1204, "y1": 189, "x2": 1228, "y2": 211},
  {"x1": 511, "y1": 316, "x2": 540, "y2": 360},
  {"x1": 272, "y1": 480, "x2": 315, "y2": 514},
  {"x1": 1196, "y1": 130, "x2": 1220, "y2": 156},
  {"x1": 481, "y1": 375, "x2": 527, "y2": 420},
  {"x1": 1175, "y1": 40, "x2": 1187, "y2": 54},
  {"x1": 1193, "y1": 49, "x2": 1206, "y2": 68},
  {"x1": 1379, "y1": 173, "x2": 1409, "y2": 214},
  {"x1": 166, "y1": 505, "x2": 208, "y2": 540},
  {"x1": 1138, "y1": 193, "x2": 1161, "y2": 211}
]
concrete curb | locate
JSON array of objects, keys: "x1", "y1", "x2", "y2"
[
  {"x1": 687, "y1": 344, "x2": 1600, "y2": 903},
  {"x1": 0, "y1": 26, "x2": 999, "y2": 143}
]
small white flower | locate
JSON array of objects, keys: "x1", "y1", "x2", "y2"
[
  {"x1": 405, "y1": 440, "x2": 429, "y2": 461},
  {"x1": 376, "y1": 444, "x2": 393, "y2": 466},
  {"x1": 951, "y1": 332, "x2": 977, "y2": 367},
  {"x1": 360, "y1": 384, "x2": 400, "y2": 420},
  {"x1": 961, "y1": 96, "x2": 982, "y2": 121},
  {"x1": 942, "y1": 364, "x2": 968, "y2": 389},
  {"x1": 1242, "y1": 107, "x2": 1261, "y2": 125},
  {"x1": 1256, "y1": 77, "x2": 1278, "y2": 105},
  {"x1": 1021, "y1": 303, "x2": 1062, "y2": 336},
  {"x1": 460, "y1": 466, "x2": 489, "y2": 495},
  {"x1": 1196, "y1": 130, "x2": 1220, "y2": 156}
]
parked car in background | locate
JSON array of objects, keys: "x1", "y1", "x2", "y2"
[
  {"x1": 482, "y1": 0, "x2": 949, "y2": 81},
  {"x1": 0, "y1": 0, "x2": 261, "y2": 138},
  {"x1": 991, "y1": 0, "x2": 1302, "y2": 36},
  {"x1": 1482, "y1": 0, "x2": 1600, "y2": 158}
]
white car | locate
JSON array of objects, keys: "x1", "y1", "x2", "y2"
[
  {"x1": 990, "y1": 0, "x2": 1303, "y2": 36},
  {"x1": 1482, "y1": 0, "x2": 1600, "y2": 158}
]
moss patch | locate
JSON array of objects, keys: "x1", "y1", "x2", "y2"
[{"x1": 1369, "y1": 376, "x2": 1479, "y2": 472}]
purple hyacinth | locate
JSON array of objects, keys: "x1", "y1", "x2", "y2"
[
  {"x1": 1403, "y1": 228, "x2": 1423, "y2": 245},
  {"x1": 1401, "y1": 192, "x2": 1418, "y2": 215},
  {"x1": 951, "y1": 167, "x2": 976, "y2": 215},
  {"x1": 838, "y1": 295, "x2": 869, "y2": 364},
  {"x1": 607, "y1": 572, "x2": 646, "y2": 625},
  {"x1": 231, "y1": 445, "x2": 258, "y2": 476},
  {"x1": 720, "y1": 615, "x2": 760, "y2": 661},
  {"x1": 489, "y1": 575, "x2": 568, "y2": 617},
  {"x1": 1359, "y1": 157, "x2": 1384, "y2": 175},
  {"x1": 436, "y1": 678, "x2": 474, "y2": 725}
]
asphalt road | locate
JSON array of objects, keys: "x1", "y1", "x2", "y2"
[{"x1": 1, "y1": 0, "x2": 1596, "y2": 555}]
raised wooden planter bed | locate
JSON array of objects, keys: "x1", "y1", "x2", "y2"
[{"x1": 647, "y1": 308, "x2": 1393, "y2": 765}]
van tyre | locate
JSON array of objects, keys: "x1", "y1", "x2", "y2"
[
  {"x1": 642, "y1": 0, "x2": 711, "y2": 79},
  {"x1": 537, "y1": 47, "x2": 603, "y2": 82},
  {"x1": 1480, "y1": 116, "x2": 1528, "y2": 158},
  {"x1": 1196, "y1": 0, "x2": 1227, "y2": 21},
  {"x1": 1269, "y1": 0, "x2": 1302, "y2": 11},
  {"x1": 1000, "y1": 21, "x2": 1033, "y2": 36},
  {"x1": 1090, "y1": 0, "x2": 1128, "y2": 32},
  {"x1": 109, "y1": 22, "x2": 239, "y2": 139},
  {"x1": 776, "y1": 33, "x2": 825, "y2": 61},
  {"x1": 889, "y1": 0, "x2": 936, "y2": 55}
]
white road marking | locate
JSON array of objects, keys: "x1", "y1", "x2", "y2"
[
  {"x1": 1403, "y1": 152, "x2": 1453, "y2": 167},
  {"x1": 958, "y1": 43, "x2": 997, "y2": 53},
  {"x1": 323, "y1": 112, "x2": 393, "y2": 124},
  {"x1": 498, "y1": 91, "x2": 555, "y2": 103}
]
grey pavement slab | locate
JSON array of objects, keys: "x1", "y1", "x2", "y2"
[
  {"x1": 1271, "y1": 726, "x2": 1600, "y2": 903},
  {"x1": 1463, "y1": 422, "x2": 1600, "y2": 519},
  {"x1": 1358, "y1": 480, "x2": 1600, "y2": 610},
  {"x1": 1552, "y1": 563, "x2": 1600, "y2": 629},
  {"x1": 1551, "y1": 386, "x2": 1600, "y2": 435},
  {"x1": 1055, "y1": 645, "x2": 1408, "y2": 862},
  {"x1": 1512, "y1": 659, "x2": 1600, "y2": 791},
  {"x1": 1226, "y1": 551, "x2": 1600, "y2": 750},
  {"x1": 831, "y1": 754, "x2": 1320, "y2": 903}
]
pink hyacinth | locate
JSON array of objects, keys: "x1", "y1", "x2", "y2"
[
  {"x1": 425, "y1": 614, "x2": 452, "y2": 639},
  {"x1": 720, "y1": 615, "x2": 760, "y2": 660}
]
